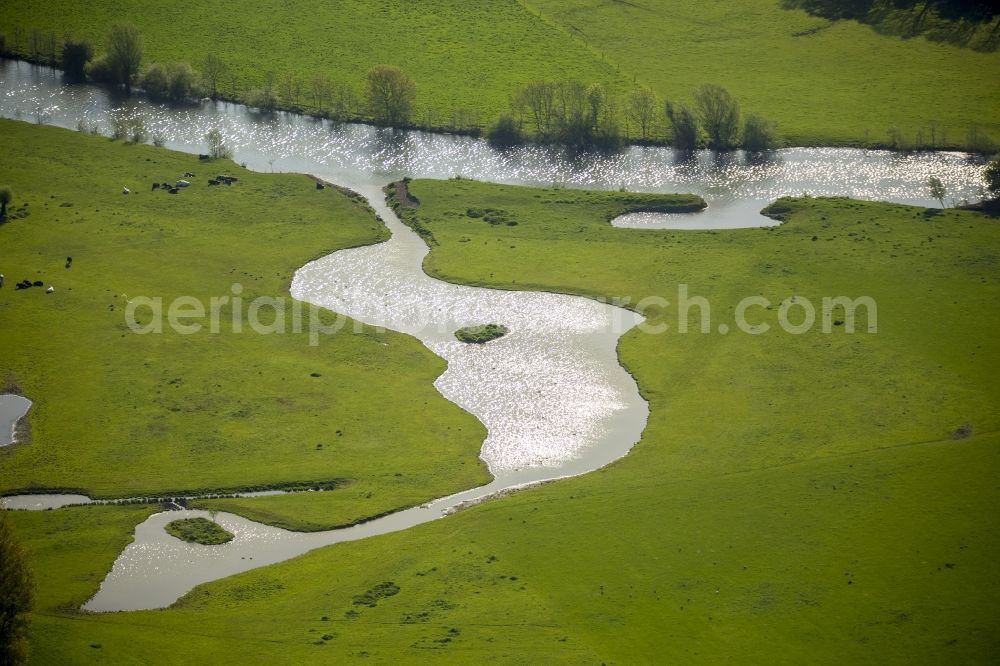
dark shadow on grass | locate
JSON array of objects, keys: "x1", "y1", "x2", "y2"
[{"x1": 781, "y1": 0, "x2": 1000, "y2": 51}]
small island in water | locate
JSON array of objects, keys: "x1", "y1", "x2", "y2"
[
  {"x1": 455, "y1": 323, "x2": 509, "y2": 344},
  {"x1": 165, "y1": 517, "x2": 235, "y2": 545}
]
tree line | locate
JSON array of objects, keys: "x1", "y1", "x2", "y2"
[
  {"x1": 2, "y1": 23, "x2": 995, "y2": 153},
  {"x1": 493, "y1": 80, "x2": 778, "y2": 152}
]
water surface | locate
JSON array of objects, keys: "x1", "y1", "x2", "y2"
[
  {"x1": 0, "y1": 394, "x2": 31, "y2": 446},
  {"x1": 0, "y1": 60, "x2": 990, "y2": 611}
]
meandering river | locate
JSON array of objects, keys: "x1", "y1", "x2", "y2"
[{"x1": 0, "y1": 60, "x2": 989, "y2": 611}]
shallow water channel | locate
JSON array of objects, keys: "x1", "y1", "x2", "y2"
[
  {"x1": 0, "y1": 60, "x2": 990, "y2": 611},
  {"x1": 0, "y1": 394, "x2": 31, "y2": 446}
]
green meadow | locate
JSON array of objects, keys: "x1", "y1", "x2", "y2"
[
  {"x1": 1, "y1": 0, "x2": 998, "y2": 146},
  {"x1": 525, "y1": 0, "x2": 1000, "y2": 146},
  {"x1": 0, "y1": 121, "x2": 489, "y2": 529},
  {"x1": 6, "y1": 166, "x2": 999, "y2": 662}
]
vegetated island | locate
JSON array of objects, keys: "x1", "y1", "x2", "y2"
[
  {"x1": 165, "y1": 517, "x2": 234, "y2": 545},
  {"x1": 455, "y1": 324, "x2": 509, "y2": 344}
]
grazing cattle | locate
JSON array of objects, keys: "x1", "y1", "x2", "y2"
[
  {"x1": 183, "y1": 172, "x2": 195, "y2": 178},
  {"x1": 316, "y1": 181, "x2": 325, "y2": 190},
  {"x1": 168, "y1": 187, "x2": 179, "y2": 194},
  {"x1": 152, "y1": 182, "x2": 160, "y2": 190},
  {"x1": 46, "y1": 286, "x2": 54, "y2": 293},
  {"x1": 176, "y1": 180, "x2": 190, "y2": 188},
  {"x1": 32, "y1": 280, "x2": 43, "y2": 287},
  {"x1": 208, "y1": 179, "x2": 218, "y2": 186},
  {"x1": 162, "y1": 182, "x2": 172, "y2": 190},
  {"x1": 122, "y1": 186, "x2": 130, "y2": 195}
]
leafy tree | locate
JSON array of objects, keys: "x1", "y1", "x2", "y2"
[
  {"x1": 742, "y1": 114, "x2": 777, "y2": 152},
  {"x1": 626, "y1": 87, "x2": 657, "y2": 141},
  {"x1": 106, "y1": 24, "x2": 142, "y2": 94},
  {"x1": 928, "y1": 176, "x2": 946, "y2": 207},
  {"x1": 984, "y1": 155, "x2": 1000, "y2": 197},
  {"x1": 202, "y1": 53, "x2": 226, "y2": 99},
  {"x1": 61, "y1": 39, "x2": 92, "y2": 81},
  {"x1": 0, "y1": 510, "x2": 34, "y2": 665},
  {"x1": 694, "y1": 84, "x2": 740, "y2": 150},
  {"x1": 665, "y1": 100, "x2": 699, "y2": 150},
  {"x1": 0, "y1": 186, "x2": 11, "y2": 219},
  {"x1": 205, "y1": 128, "x2": 232, "y2": 160},
  {"x1": 365, "y1": 65, "x2": 415, "y2": 127}
]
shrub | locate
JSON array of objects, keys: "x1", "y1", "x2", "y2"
[
  {"x1": 108, "y1": 112, "x2": 146, "y2": 143},
  {"x1": 983, "y1": 156, "x2": 1000, "y2": 197},
  {"x1": 488, "y1": 113, "x2": 523, "y2": 148},
  {"x1": 455, "y1": 323, "x2": 509, "y2": 344},
  {"x1": 85, "y1": 55, "x2": 113, "y2": 84},
  {"x1": 141, "y1": 62, "x2": 200, "y2": 102},
  {"x1": 164, "y1": 517, "x2": 234, "y2": 545},
  {"x1": 742, "y1": 114, "x2": 777, "y2": 152},
  {"x1": 61, "y1": 39, "x2": 92, "y2": 81},
  {"x1": 0, "y1": 186, "x2": 11, "y2": 219},
  {"x1": 665, "y1": 101, "x2": 699, "y2": 150}
]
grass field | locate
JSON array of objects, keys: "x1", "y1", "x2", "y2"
[
  {"x1": 0, "y1": 121, "x2": 489, "y2": 529},
  {"x1": 1, "y1": 0, "x2": 998, "y2": 147},
  {"x1": 525, "y1": 0, "x2": 1000, "y2": 147},
  {"x1": 0, "y1": 0, "x2": 627, "y2": 132},
  {"x1": 7, "y1": 176, "x2": 999, "y2": 662}
]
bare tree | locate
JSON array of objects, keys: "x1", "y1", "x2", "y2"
[
  {"x1": 626, "y1": 87, "x2": 657, "y2": 140},
  {"x1": 694, "y1": 84, "x2": 740, "y2": 150},
  {"x1": 513, "y1": 80, "x2": 556, "y2": 136},
  {"x1": 28, "y1": 28, "x2": 41, "y2": 59},
  {"x1": 587, "y1": 83, "x2": 605, "y2": 128},
  {"x1": 366, "y1": 64, "x2": 416, "y2": 126},
  {"x1": 311, "y1": 74, "x2": 332, "y2": 113},
  {"x1": 203, "y1": 53, "x2": 227, "y2": 99},
  {"x1": 928, "y1": 176, "x2": 946, "y2": 207},
  {"x1": 205, "y1": 128, "x2": 232, "y2": 160},
  {"x1": 331, "y1": 82, "x2": 358, "y2": 120}
]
